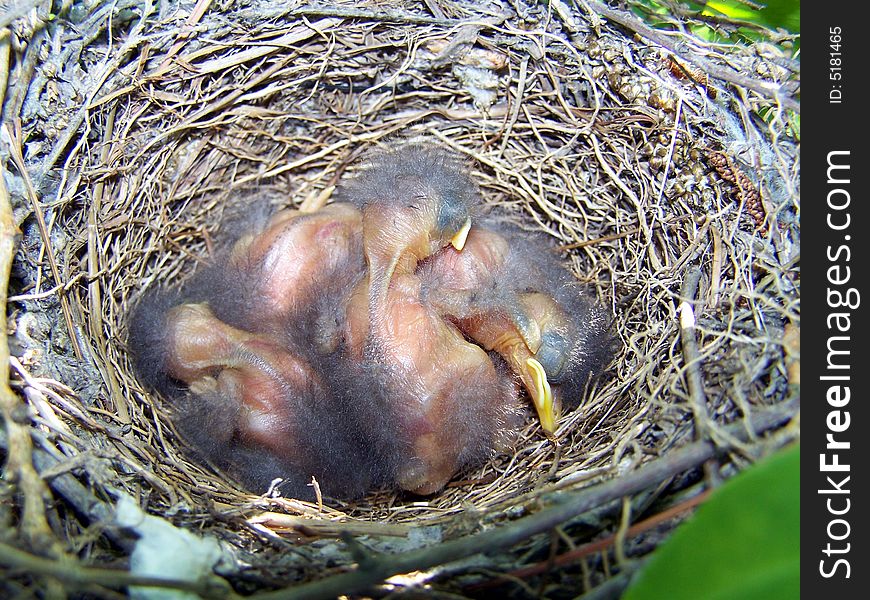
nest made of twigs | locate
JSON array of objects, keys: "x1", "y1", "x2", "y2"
[{"x1": 2, "y1": 0, "x2": 799, "y2": 596}]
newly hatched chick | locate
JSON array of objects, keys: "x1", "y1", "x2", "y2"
[
  {"x1": 130, "y1": 299, "x2": 313, "y2": 488},
  {"x1": 336, "y1": 145, "x2": 521, "y2": 494},
  {"x1": 336, "y1": 144, "x2": 475, "y2": 314},
  {"x1": 128, "y1": 202, "x2": 400, "y2": 501},
  {"x1": 419, "y1": 220, "x2": 617, "y2": 434},
  {"x1": 363, "y1": 271, "x2": 521, "y2": 494},
  {"x1": 158, "y1": 303, "x2": 316, "y2": 458},
  {"x1": 129, "y1": 297, "x2": 398, "y2": 499},
  {"x1": 206, "y1": 202, "x2": 366, "y2": 341}
]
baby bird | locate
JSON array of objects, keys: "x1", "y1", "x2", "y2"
[
  {"x1": 157, "y1": 303, "x2": 317, "y2": 458},
  {"x1": 129, "y1": 299, "x2": 318, "y2": 490},
  {"x1": 335, "y1": 145, "x2": 522, "y2": 494},
  {"x1": 366, "y1": 272, "x2": 521, "y2": 494},
  {"x1": 419, "y1": 219, "x2": 616, "y2": 434},
  {"x1": 128, "y1": 185, "x2": 416, "y2": 498},
  {"x1": 335, "y1": 144, "x2": 475, "y2": 314},
  {"x1": 130, "y1": 298, "x2": 401, "y2": 499},
  {"x1": 205, "y1": 202, "x2": 366, "y2": 340}
]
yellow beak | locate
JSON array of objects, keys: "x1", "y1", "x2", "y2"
[
  {"x1": 525, "y1": 357, "x2": 557, "y2": 434},
  {"x1": 450, "y1": 218, "x2": 472, "y2": 251}
]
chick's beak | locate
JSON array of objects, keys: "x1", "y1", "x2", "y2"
[
  {"x1": 450, "y1": 218, "x2": 472, "y2": 251},
  {"x1": 525, "y1": 357, "x2": 557, "y2": 435}
]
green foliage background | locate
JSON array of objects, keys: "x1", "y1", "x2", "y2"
[
  {"x1": 632, "y1": 0, "x2": 799, "y2": 44},
  {"x1": 624, "y1": 444, "x2": 800, "y2": 599}
]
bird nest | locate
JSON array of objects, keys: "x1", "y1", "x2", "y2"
[{"x1": 1, "y1": 0, "x2": 799, "y2": 596}]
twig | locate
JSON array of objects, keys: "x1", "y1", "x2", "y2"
[
  {"x1": 636, "y1": 0, "x2": 797, "y2": 46},
  {"x1": 678, "y1": 266, "x2": 709, "y2": 438},
  {"x1": 0, "y1": 0, "x2": 44, "y2": 29},
  {"x1": 466, "y1": 489, "x2": 711, "y2": 590},
  {"x1": 422, "y1": 0, "x2": 446, "y2": 20},
  {"x1": 0, "y1": 540, "x2": 240, "y2": 599},
  {"x1": 708, "y1": 225, "x2": 723, "y2": 306},
  {"x1": 340, "y1": 531, "x2": 381, "y2": 571},
  {"x1": 154, "y1": 0, "x2": 214, "y2": 73},
  {"x1": 551, "y1": 0, "x2": 581, "y2": 33},
  {"x1": 247, "y1": 513, "x2": 410, "y2": 538},
  {"x1": 0, "y1": 125, "x2": 58, "y2": 553},
  {"x1": 556, "y1": 215, "x2": 697, "y2": 251},
  {"x1": 36, "y1": 0, "x2": 155, "y2": 183},
  {"x1": 576, "y1": 558, "x2": 646, "y2": 600},
  {"x1": 252, "y1": 400, "x2": 796, "y2": 600},
  {"x1": 87, "y1": 104, "x2": 130, "y2": 423},
  {"x1": 0, "y1": 32, "x2": 10, "y2": 110},
  {"x1": 497, "y1": 55, "x2": 529, "y2": 159},
  {"x1": 288, "y1": 5, "x2": 461, "y2": 26},
  {"x1": 613, "y1": 496, "x2": 632, "y2": 565},
  {"x1": 678, "y1": 266, "x2": 723, "y2": 487},
  {"x1": 582, "y1": 0, "x2": 800, "y2": 113},
  {"x1": 2, "y1": 25, "x2": 45, "y2": 124},
  {"x1": 15, "y1": 429, "x2": 134, "y2": 552},
  {"x1": 588, "y1": 135, "x2": 655, "y2": 266},
  {"x1": 557, "y1": 227, "x2": 639, "y2": 251},
  {"x1": 4, "y1": 121, "x2": 84, "y2": 360},
  {"x1": 6, "y1": 272, "x2": 89, "y2": 301}
]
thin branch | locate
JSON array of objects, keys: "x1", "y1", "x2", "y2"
[
  {"x1": 247, "y1": 513, "x2": 410, "y2": 538},
  {"x1": 0, "y1": 31, "x2": 10, "y2": 110},
  {"x1": 36, "y1": 0, "x2": 155, "y2": 184},
  {"x1": 575, "y1": 558, "x2": 646, "y2": 600},
  {"x1": 154, "y1": 0, "x2": 214, "y2": 73},
  {"x1": 0, "y1": 425, "x2": 133, "y2": 552},
  {"x1": 556, "y1": 215, "x2": 696, "y2": 251},
  {"x1": 0, "y1": 114, "x2": 59, "y2": 553},
  {"x1": 87, "y1": 104, "x2": 131, "y2": 424},
  {"x1": 288, "y1": 5, "x2": 462, "y2": 26},
  {"x1": 678, "y1": 265, "x2": 709, "y2": 438},
  {"x1": 3, "y1": 23, "x2": 45, "y2": 124},
  {"x1": 0, "y1": 0, "x2": 44, "y2": 29},
  {"x1": 467, "y1": 488, "x2": 711, "y2": 590},
  {"x1": 4, "y1": 121, "x2": 84, "y2": 360},
  {"x1": 0, "y1": 540, "x2": 240, "y2": 600}
]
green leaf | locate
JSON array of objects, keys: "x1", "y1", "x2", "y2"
[
  {"x1": 704, "y1": 0, "x2": 800, "y2": 34},
  {"x1": 623, "y1": 443, "x2": 800, "y2": 600}
]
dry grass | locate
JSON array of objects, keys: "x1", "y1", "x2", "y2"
[{"x1": 2, "y1": 0, "x2": 799, "y2": 596}]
